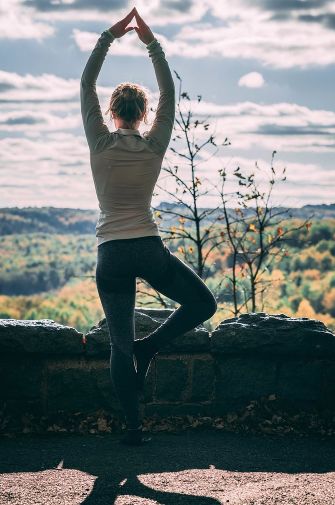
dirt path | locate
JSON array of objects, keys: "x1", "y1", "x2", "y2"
[{"x1": 1, "y1": 430, "x2": 334, "y2": 504}]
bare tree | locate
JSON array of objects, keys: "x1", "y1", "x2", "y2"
[
  {"x1": 152, "y1": 70, "x2": 229, "y2": 278},
  {"x1": 216, "y1": 151, "x2": 313, "y2": 315}
]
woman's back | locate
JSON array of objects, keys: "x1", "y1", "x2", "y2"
[
  {"x1": 91, "y1": 126, "x2": 164, "y2": 243},
  {"x1": 80, "y1": 29, "x2": 175, "y2": 246}
]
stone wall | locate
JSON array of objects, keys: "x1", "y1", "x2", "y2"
[{"x1": 1, "y1": 311, "x2": 335, "y2": 428}]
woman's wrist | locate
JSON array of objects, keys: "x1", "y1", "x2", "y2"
[
  {"x1": 146, "y1": 38, "x2": 157, "y2": 48},
  {"x1": 106, "y1": 28, "x2": 116, "y2": 39}
]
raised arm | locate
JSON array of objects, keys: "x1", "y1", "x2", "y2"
[
  {"x1": 132, "y1": 8, "x2": 175, "y2": 156},
  {"x1": 80, "y1": 30, "x2": 115, "y2": 153},
  {"x1": 80, "y1": 8, "x2": 135, "y2": 153},
  {"x1": 145, "y1": 38, "x2": 175, "y2": 155}
]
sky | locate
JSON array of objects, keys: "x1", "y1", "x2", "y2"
[{"x1": 0, "y1": 0, "x2": 334, "y2": 210}]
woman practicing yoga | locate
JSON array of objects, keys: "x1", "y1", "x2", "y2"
[{"x1": 80, "y1": 6, "x2": 217, "y2": 445}]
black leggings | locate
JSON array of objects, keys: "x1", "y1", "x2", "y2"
[{"x1": 95, "y1": 235, "x2": 217, "y2": 429}]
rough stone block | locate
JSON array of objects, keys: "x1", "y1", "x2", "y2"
[
  {"x1": 93, "y1": 363, "x2": 119, "y2": 409},
  {"x1": 0, "y1": 319, "x2": 83, "y2": 355},
  {"x1": 189, "y1": 357, "x2": 215, "y2": 402},
  {"x1": 45, "y1": 359, "x2": 119, "y2": 414},
  {"x1": 155, "y1": 357, "x2": 189, "y2": 402},
  {"x1": 83, "y1": 321, "x2": 110, "y2": 357},
  {"x1": 162, "y1": 327, "x2": 210, "y2": 353},
  {"x1": 0, "y1": 357, "x2": 44, "y2": 412},
  {"x1": 211, "y1": 312, "x2": 335, "y2": 357},
  {"x1": 276, "y1": 359, "x2": 324, "y2": 407},
  {"x1": 215, "y1": 356, "x2": 277, "y2": 402}
]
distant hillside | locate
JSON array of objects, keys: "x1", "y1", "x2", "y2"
[
  {"x1": 0, "y1": 207, "x2": 98, "y2": 235},
  {"x1": 0, "y1": 203, "x2": 334, "y2": 235}
]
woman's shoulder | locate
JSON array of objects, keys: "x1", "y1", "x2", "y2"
[{"x1": 92, "y1": 132, "x2": 163, "y2": 158}]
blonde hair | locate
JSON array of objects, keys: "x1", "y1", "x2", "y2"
[{"x1": 105, "y1": 82, "x2": 149, "y2": 128}]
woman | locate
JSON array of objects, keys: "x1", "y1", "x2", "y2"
[{"x1": 80, "y1": 7, "x2": 217, "y2": 445}]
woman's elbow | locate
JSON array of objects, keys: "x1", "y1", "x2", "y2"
[
  {"x1": 168, "y1": 82, "x2": 175, "y2": 94},
  {"x1": 80, "y1": 71, "x2": 93, "y2": 88},
  {"x1": 80, "y1": 75, "x2": 88, "y2": 88}
]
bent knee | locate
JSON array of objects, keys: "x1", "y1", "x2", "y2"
[
  {"x1": 196, "y1": 293, "x2": 217, "y2": 320},
  {"x1": 206, "y1": 294, "x2": 218, "y2": 318}
]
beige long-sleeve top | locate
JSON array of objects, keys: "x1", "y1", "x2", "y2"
[{"x1": 80, "y1": 29, "x2": 175, "y2": 246}]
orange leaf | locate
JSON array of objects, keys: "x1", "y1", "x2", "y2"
[{"x1": 249, "y1": 223, "x2": 256, "y2": 232}]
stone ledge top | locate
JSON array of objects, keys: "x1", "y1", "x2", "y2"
[
  {"x1": 0, "y1": 318, "x2": 84, "y2": 355},
  {"x1": 211, "y1": 312, "x2": 335, "y2": 357},
  {"x1": 1, "y1": 312, "x2": 334, "y2": 358}
]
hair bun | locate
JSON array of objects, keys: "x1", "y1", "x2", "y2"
[
  {"x1": 122, "y1": 90, "x2": 136, "y2": 100},
  {"x1": 106, "y1": 81, "x2": 149, "y2": 125}
]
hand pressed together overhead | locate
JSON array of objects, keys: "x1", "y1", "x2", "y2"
[{"x1": 108, "y1": 6, "x2": 155, "y2": 45}]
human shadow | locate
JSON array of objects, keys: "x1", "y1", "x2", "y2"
[{"x1": 1, "y1": 429, "x2": 335, "y2": 504}]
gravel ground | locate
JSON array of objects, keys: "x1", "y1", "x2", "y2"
[{"x1": 0, "y1": 430, "x2": 334, "y2": 504}]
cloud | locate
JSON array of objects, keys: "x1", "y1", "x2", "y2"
[
  {"x1": 0, "y1": 133, "x2": 85, "y2": 164},
  {"x1": 155, "y1": 147, "x2": 335, "y2": 209},
  {"x1": 0, "y1": 114, "x2": 332, "y2": 208},
  {"x1": 21, "y1": 0, "x2": 125, "y2": 12},
  {"x1": 72, "y1": 28, "x2": 196, "y2": 60},
  {"x1": 161, "y1": 0, "x2": 194, "y2": 13},
  {"x1": 72, "y1": 0, "x2": 335, "y2": 69},
  {"x1": 0, "y1": 68, "x2": 333, "y2": 208},
  {"x1": 0, "y1": 133, "x2": 97, "y2": 208},
  {"x1": 15, "y1": 0, "x2": 208, "y2": 27},
  {"x1": 0, "y1": 69, "x2": 162, "y2": 135},
  {"x1": 174, "y1": 98, "x2": 335, "y2": 152},
  {"x1": 298, "y1": 13, "x2": 335, "y2": 30},
  {"x1": 255, "y1": 124, "x2": 334, "y2": 136},
  {"x1": 0, "y1": 70, "x2": 79, "y2": 102},
  {"x1": 175, "y1": 16, "x2": 335, "y2": 68},
  {"x1": 0, "y1": 0, "x2": 54, "y2": 40},
  {"x1": 238, "y1": 72, "x2": 265, "y2": 88},
  {"x1": 3, "y1": 1, "x2": 335, "y2": 69},
  {"x1": 0, "y1": 110, "x2": 80, "y2": 132},
  {"x1": 72, "y1": 29, "x2": 144, "y2": 56},
  {"x1": 0, "y1": 132, "x2": 333, "y2": 209},
  {"x1": 177, "y1": 150, "x2": 335, "y2": 207},
  {"x1": 256, "y1": 0, "x2": 331, "y2": 11},
  {"x1": 201, "y1": 0, "x2": 335, "y2": 68},
  {"x1": 23, "y1": 0, "x2": 195, "y2": 15},
  {"x1": 1, "y1": 68, "x2": 334, "y2": 152}
]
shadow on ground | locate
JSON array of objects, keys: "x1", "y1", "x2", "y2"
[{"x1": 1, "y1": 429, "x2": 335, "y2": 504}]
